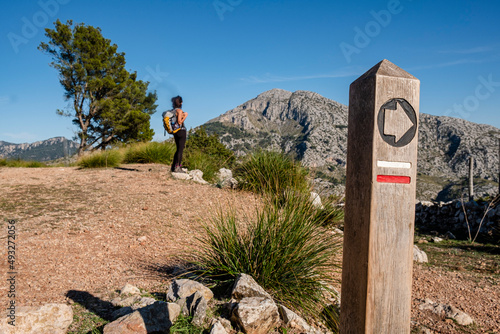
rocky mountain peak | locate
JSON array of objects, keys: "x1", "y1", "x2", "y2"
[{"x1": 204, "y1": 89, "x2": 499, "y2": 200}]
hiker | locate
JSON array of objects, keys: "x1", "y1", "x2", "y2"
[{"x1": 169, "y1": 95, "x2": 188, "y2": 173}]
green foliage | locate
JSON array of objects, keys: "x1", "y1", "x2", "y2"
[
  {"x1": 0, "y1": 159, "x2": 47, "y2": 168},
  {"x1": 192, "y1": 191, "x2": 341, "y2": 320},
  {"x1": 168, "y1": 313, "x2": 204, "y2": 334},
  {"x1": 67, "y1": 303, "x2": 108, "y2": 334},
  {"x1": 123, "y1": 141, "x2": 176, "y2": 164},
  {"x1": 77, "y1": 150, "x2": 122, "y2": 168},
  {"x1": 38, "y1": 20, "x2": 157, "y2": 155},
  {"x1": 184, "y1": 127, "x2": 235, "y2": 182},
  {"x1": 234, "y1": 150, "x2": 309, "y2": 198},
  {"x1": 313, "y1": 198, "x2": 344, "y2": 227}
]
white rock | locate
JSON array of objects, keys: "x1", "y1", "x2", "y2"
[
  {"x1": 310, "y1": 192, "x2": 324, "y2": 209},
  {"x1": 418, "y1": 300, "x2": 473, "y2": 326},
  {"x1": 413, "y1": 245, "x2": 428, "y2": 263},
  {"x1": 279, "y1": 305, "x2": 314, "y2": 333},
  {"x1": 0, "y1": 303, "x2": 73, "y2": 334},
  {"x1": 121, "y1": 283, "x2": 141, "y2": 296},
  {"x1": 167, "y1": 279, "x2": 214, "y2": 303},
  {"x1": 431, "y1": 237, "x2": 443, "y2": 243},
  {"x1": 189, "y1": 169, "x2": 209, "y2": 184},
  {"x1": 232, "y1": 297, "x2": 280, "y2": 334},
  {"x1": 210, "y1": 320, "x2": 228, "y2": 334},
  {"x1": 171, "y1": 172, "x2": 192, "y2": 180},
  {"x1": 217, "y1": 168, "x2": 233, "y2": 181},
  {"x1": 232, "y1": 273, "x2": 273, "y2": 301}
]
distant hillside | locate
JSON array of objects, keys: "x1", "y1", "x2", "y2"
[
  {"x1": 0, "y1": 137, "x2": 78, "y2": 162},
  {"x1": 203, "y1": 89, "x2": 500, "y2": 201}
]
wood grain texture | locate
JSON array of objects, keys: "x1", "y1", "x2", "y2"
[{"x1": 341, "y1": 60, "x2": 420, "y2": 334}]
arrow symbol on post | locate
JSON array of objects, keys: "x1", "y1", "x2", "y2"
[{"x1": 383, "y1": 100, "x2": 414, "y2": 142}]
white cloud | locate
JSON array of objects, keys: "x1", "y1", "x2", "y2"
[
  {"x1": 408, "y1": 57, "x2": 496, "y2": 71},
  {"x1": 438, "y1": 46, "x2": 493, "y2": 54},
  {"x1": 241, "y1": 68, "x2": 362, "y2": 84}
]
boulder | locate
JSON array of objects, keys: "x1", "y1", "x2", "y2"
[
  {"x1": 187, "y1": 291, "x2": 208, "y2": 327},
  {"x1": 120, "y1": 283, "x2": 141, "y2": 296},
  {"x1": 167, "y1": 279, "x2": 214, "y2": 303},
  {"x1": 231, "y1": 273, "x2": 272, "y2": 301},
  {"x1": 217, "y1": 168, "x2": 238, "y2": 189},
  {"x1": 279, "y1": 305, "x2": 316, "y2": 333},
  {"x1": 189, "y1": 169, "x2": 209, "y2": 185},
  {"x1": 103, "y1": 301, "x2": 180, "y2": 334},
  {"x1": 0, "y1": 303, "x2": 73, "y2": 334},
  {"x1": 413, "y1": 245, "x2": 428, "y2": 263},
  {"x1": 232, "y1": 297, "x2": 280, "y2": 334},
  {"x1": 210, "y1": 320, "x2": 229, "y2": 334},
  {"x1": 171, "y1": 172, "x2": 192, "y2": 180}
]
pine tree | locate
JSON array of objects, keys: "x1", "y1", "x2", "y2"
[{"x1": 39, "y1": 20, "x2": 157, "y2": 154}]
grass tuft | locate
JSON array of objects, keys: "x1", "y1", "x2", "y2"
[
  {"x1": 123, "y1": 141, "x2": 176, "y2": 164},
  {"x1": 77, "y1": 150, "x2": 122, "y2": 168},
  {"x1": 190, "y1": 191, "x2": 341, "y2": 322},
  {"x1": 234, "y1": 150, "x2": 309, "y2": 198},
  {"x1": 0, "y1": 158, "x2": 47, "y2": 167}
]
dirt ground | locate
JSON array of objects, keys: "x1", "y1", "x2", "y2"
[{"x1": 0, "y1": 165, "x2": 499, "y2": 333}]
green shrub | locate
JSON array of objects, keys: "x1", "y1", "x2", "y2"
[
  {"x1": 183, "y1": 127, "x2": 235, "y2": 181},
  {"x1": 183, "y1": 150, "x2": 219, "y2": 182},
  {"x1": 168, "y1": 313, "x2": 203, "y2": 334},
  {"x1": 191, "y1": 191, "x2": 341, "y2": 322},
  {"x1": 0, "y1": 159, "x2": 47, "y2": 168},
  {"x1": 77, "y1": 150, "x2": 122, "y2": 168},
  {"x1": 123, "y1": 141, "x2": 176, "y2": 164},
  {"x1": 234, "y1": 150, "x2": 309, "y2": 197}
]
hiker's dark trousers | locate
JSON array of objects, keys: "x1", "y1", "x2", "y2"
[{"x1": 172, "y1": 129, "x2": 186, "y2": 171}]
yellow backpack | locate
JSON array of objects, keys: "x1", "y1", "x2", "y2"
[{"x1": 163, "y1": 110, "x2": 181, "y2": 135}]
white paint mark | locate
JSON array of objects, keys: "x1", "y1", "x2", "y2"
[{"x1": 377, "y1": 161, "x2": 411, "y2": 169}]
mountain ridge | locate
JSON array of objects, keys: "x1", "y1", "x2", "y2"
[
  {"x1": 204, "y1": 88, "x2": 500, "y2": 200},
  {"x1": 0, "y1": 137, "x2": 78, "y2": 162}
]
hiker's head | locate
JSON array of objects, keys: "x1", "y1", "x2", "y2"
[{"x1": 172, "y1": 96, "x2": 183, "y2": 109}]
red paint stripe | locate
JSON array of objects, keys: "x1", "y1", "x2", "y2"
[{"x1": 377, "y1": 175, "x2": 411, "y2": 184}]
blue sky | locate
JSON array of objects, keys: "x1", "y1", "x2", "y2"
[{"x1": 1, "y1": 0, "x2": 499, "y2": 144}]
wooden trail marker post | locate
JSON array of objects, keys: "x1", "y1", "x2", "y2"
[{"x1": 340, "y1": 59, "x2": 420, "y2": 333}]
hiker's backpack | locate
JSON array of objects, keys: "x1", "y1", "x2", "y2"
[{"x1": 163, "y1": 110, "x2": 181, "y2": 135}]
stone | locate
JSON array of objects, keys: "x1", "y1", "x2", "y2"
[
  {"x1": 188, "y1": 291, "x2": 208, "y2": 327},
  {"x1": 217, "y1": 168, "x2": 233, "y2": 181},
  {"x1": 120, "y1": 283, "x2": 141, "y2": 296},
  {"x1": 171, "y1": 172, "x2": 192, "y2": 180},
  {"x1": 111, "y1": 295, "x2": 141, "y2": 307},
  {"x1": 111, "y1": 306, "x2": 133, "y2": 320},
  {"x1": 217, "y1": 168, "x2": 238, "y2": 189},
  {"x1": 413, "y1": 245, "x2": 428, "y2": 263},
  {"x1": 131, "y1": 297, "x2": 157, "y2": 310},
  {"x1": 0, "y1": 303, "x2": 73, "y2": 334},
  {"x1": 189, "y1": 169, "x2": 209, "y2": 185},
  {"x1": 232, "y1": 297, "x2": 280, "y2": 334},
  {"x1": 431, "y1": 237, "x2": 444, "y2": 243},
  {"x1": 333, "y1": 227, "x2": 344, "y2": 235},
  {"x1": 418, "y1": 300, "x2": 473, "y2": 326},
  {"x1": 231, "y1": 273, "x2": 273, "y2": 301},
  {"x1": 167, "y1": 279, "x2": 214, "y2": 303},
  {"x1": 103, "y1": 301, "x2": 181, "y2": 334},
  {"x1": 278, "y1": 305, "x2": 315, "y2": 333},
  {"x1": 210, "y1": 320, "x2": 229, "y2": 334},
  {"x1": 310, "y1": 192, "x2": 324, "y2": 208}
]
